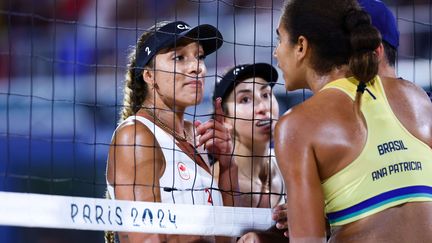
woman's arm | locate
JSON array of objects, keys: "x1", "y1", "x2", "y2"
[
  {"x1": 195, "y1": 98, "x2": 240, "y2": 206},
  {"x1": 106, "y1": 121, "x2": 166, "y2": 242},
  {"x1": 274, "y1": 113, "x2": 326, "y2": 242}
]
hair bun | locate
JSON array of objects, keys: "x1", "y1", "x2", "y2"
[
  {"x1": 344, "y1": 9, "x2": 381, "y2": 54},
  {"x1": 344, "y1": 9, "x2": 371, "y2": 33},
  {"x1": 345, "y1": 8, "x2": 381, "y2": 84}
]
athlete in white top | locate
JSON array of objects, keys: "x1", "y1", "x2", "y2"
[
  {"x1": 212, "y1": 63, "x2": 285, "y2": 208},
  {"x1": 105, "y1": 20, "x2": 239, "y2": 243},
  {"x1": 107, "y1": 115, "x2": 224, "y2": 206}
]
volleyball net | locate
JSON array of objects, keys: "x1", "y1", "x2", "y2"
[{"x1": 0, "y1": 0, "x2": 431, "y2": 241}]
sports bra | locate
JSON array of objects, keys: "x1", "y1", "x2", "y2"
[{"x1": 321, "y1": 76, "x2": 432, "y2": 226}]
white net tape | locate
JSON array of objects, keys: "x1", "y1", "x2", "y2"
[{"x1": 0, "y1": 191, "x2": 273, "y2": 237}]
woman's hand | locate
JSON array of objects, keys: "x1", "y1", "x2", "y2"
[
  {"x1": 272, "y1": 203, "x2": 289, "y2": 237},
  {"x1": 195, "y1": 97, "x2": 234, "y2": 168}
]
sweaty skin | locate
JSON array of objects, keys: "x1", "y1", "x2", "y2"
[{"x1": 275, "y1": 76, "x2": 432, "y2": 243}]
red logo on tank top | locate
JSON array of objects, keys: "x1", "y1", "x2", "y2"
[{"x1": 177, "y1": 162, "x2": 190, "y2": 180}]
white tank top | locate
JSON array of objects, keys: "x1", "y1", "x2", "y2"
[{"x1": 107, "y1": 116, "x2": 223, "y2": 206}]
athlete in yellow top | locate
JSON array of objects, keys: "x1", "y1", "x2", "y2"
[
  {"x1": 273, "y1": 0, "x2": 432, "y2": 242},
  {"x1": 321, "y1": 75, "x2": 432, "y2": 227}
]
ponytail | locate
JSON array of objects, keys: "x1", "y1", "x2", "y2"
[{"x1": 344, "y1": 9, "x2": 381, "y2": 91}]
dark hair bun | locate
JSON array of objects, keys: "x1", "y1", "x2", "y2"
[{"x1": 344, "y1": 9, "x2": 371, "y2": 32}]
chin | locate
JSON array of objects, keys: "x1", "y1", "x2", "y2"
[
  {"x1": 285, "y1": 82, "x2": 305, "y2": 91},
  {"x1": 284, "y1": 82, "x2": 296, "y2": 91},
  {"x1": 186, "y1": 95, "x2": 203, "y2": 106},
  {"x1": 253, "y1": 135, "x2": 271, "y2": 143}
]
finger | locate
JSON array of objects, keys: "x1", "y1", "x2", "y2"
[
  {"x1": 276, "y1": 220, "x2": 288, "y2": 230},
  {"x1": 214, "y1": 97, "x2": 225, "y2": 124},
  {"x1": 275, "y1": 210, "x2": 288, "y2": 229},
  {"x1": 272, "y1": 213, "x2": 287, "y2": 222},
  {"x1": 195, "y1": 120, "x2": 230, "y2": 148},
  {"x1": 272, "y1": 209, "x2": 287, "y2": 220},
  {"x1": 199, "y1": 130, "x2": 230, "y2": 146},
  {"x1": 193, "y1": 120, "x2": 202, "y2": 147},
  {"x1": 202, "y1": 137, "x2": 229, "y2": 151},
  {"x1": 194, "y1": 120, "x2": 202, "y2": 128},
  {"x1": 195, "y1": 120, "x2": 229, "y2": 139},
  {"x1": 273, "y1": 203, "x2": 288, "y2": 212},
  {"x1": 202, "y1": 139, "x2": 232, "y2": 158},
  {"x1": 194, "y1": 119, "x2": 214, "y2": 135}
]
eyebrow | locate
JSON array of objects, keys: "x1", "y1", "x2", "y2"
[{"x1": 235, "y1": 84, "x2": 271, "y2": 94}]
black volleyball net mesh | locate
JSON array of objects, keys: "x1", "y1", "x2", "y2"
[{"x1": 0, "y1": 0, "x2": 431, "y2": 242}]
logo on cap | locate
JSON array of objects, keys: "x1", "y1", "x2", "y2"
[
  {"x1": 177, "y1": 24, "x2": 191, "y2": 30},
  {"x1": 144, "y1": 47, "x2": 151, "y2": 55},
  {"x1": 233, "y1": 66, "x2": 245, "y2": 75}
]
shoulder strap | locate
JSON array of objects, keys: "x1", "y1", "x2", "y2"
[{"x1": 320, "y1": 77, "x2": 359, "y2": 100}]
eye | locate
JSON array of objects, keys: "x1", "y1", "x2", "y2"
[
  {"x1": 239, "y1": 96, "x2": 251, "y2": 104},
  {"x1": 173, "y1": 55, "x2": 184, "y2": 61},
  {"x1": 198, "y1": 55, "x2": 206, "y2": 60},
  {"x1": 262, "y1": 92, "x2": 271, "y2": 99}
]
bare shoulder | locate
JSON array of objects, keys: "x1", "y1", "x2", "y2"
[
  {"x1": 276, "y1": 89, "x2": 346, "y2": 135},
  {"x1": 109, "y1": 118, "x2": 164, "y2": 168},
  {"x1": 112, "y1": 119, "x2": 157, "y2": 145},
  {"x1": 277, "y1": 97, "x2": 316, "y2": 130},
  {"x1": 383, "y1": 77, "x2": 432, "y2": 109},
  {"x1": 382, "y1": 77, "x2": 432, "y2": 146},
  {"x1": 275, "y1": 95, "x2": 323, "y2": 157},
  {"x1": 107, "y1": 118, "x2": 165, "y2": 185}
]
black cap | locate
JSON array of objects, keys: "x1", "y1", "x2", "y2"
[
  {"x1": 135, "y1": 21, "x2": 223, "y2": 77},
  {"x1": 213, "y1": 63, "x2": 278, "y2": 101}
]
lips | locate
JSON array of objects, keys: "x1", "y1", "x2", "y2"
[
  {"x1": 184, "y1": 80, "x2": 203, "y2": 88},
  {"x1": 256, "y1": 119, "x2": 272, "y2": 127}
]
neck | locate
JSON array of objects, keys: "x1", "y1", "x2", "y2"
[
  {"x1": 378, "y1": 63, "x2": 397, "y2": 78},
  {"x1": 234, "y1": 139, "x2": 270, "y2": 177},
  {"x1": 307, "y1": 65, "x2": 351, "y2": 93},
  {"x1": 141, "y1": 98, "x2": 186, "y2": 136}
]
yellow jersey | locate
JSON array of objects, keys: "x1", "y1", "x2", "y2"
[{"x1": 321, "y1": 76, "x2": 432, "y2": 226}]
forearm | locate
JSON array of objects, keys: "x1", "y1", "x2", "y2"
[{"x1": 217, "y1": 158, "x2": 239, "y2": 206}]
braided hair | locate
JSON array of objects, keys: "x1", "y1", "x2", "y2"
[{"x1": 119, "y1": 21, "x2": 171, "y2": 122}]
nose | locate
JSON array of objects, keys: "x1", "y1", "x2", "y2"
[
  {"x1": 188, "y1": 58, "x2": 205, "y2": 77},
  {"x1": 255, "y1": 98, "x2": 270, "y2": 116}
]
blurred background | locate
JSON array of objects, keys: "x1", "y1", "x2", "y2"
[{"x1": 0, "y1": 0, "x2": 431, "y2": 242}]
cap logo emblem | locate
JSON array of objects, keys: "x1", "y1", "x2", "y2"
[
  {"x1": 177, "y1": 24, "x2": 191, "y2": 30},
  {"x1": 233, "y1": 66, "x2": 245, "y2": 75},
  {"x1": 144, "y1": 47, "x2": 151, "y2": 55}
]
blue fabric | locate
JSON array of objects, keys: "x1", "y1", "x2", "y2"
[{"x1": 358, "y1": 0, "x2": 399, "y2": 49}]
